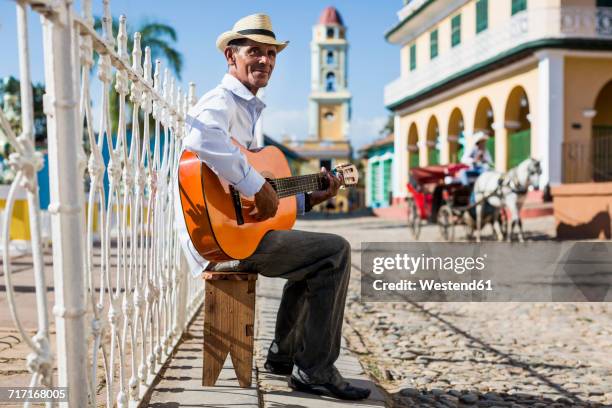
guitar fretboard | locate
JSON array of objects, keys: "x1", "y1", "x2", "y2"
[{"x1": 268, "y1": 173, "x2": 330, "y2": 198}]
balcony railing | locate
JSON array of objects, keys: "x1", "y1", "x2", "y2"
[
  {"x1": 563, "y1": 130, "x2": 612, "y2": 183},
  {"x1": 385, "y1": 6, "x2": 612, "y2": 107},
  {"x1": 397, "y1": 0, "x2": 430, "y2": 21}
]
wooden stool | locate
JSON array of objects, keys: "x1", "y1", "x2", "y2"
[{"x1": 202, "y1": 271, "x2": 257, "y2": 388}]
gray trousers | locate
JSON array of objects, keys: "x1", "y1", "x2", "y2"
[{"x1": 236, "y1": 229, "x2": 351, "y2": 381}]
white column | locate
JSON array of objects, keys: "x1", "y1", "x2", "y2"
[
  {"x1": 536, "y1": 50, "x2": 564, "y2": 186},
  {"x1": 392, "y1": 114, "x2": 407, "y2": 200},
  {"x1": 492, "y1": 121, "x2": 507, "y2": 172},
  {"x1": 41, "y1": 1, "x2": 88, "y2": 406}
]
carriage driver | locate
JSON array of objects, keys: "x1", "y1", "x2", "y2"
[{"x1": 459, "y1": 131, "x2": 493, "y2": 185}]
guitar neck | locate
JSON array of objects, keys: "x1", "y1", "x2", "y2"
[{"x1": 268, "y1": 173, "x2": 329, "y2": 198}]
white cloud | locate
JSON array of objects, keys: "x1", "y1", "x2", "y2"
[{"x1": 261, "y1": 108, "x2": 309, "y2": 142}]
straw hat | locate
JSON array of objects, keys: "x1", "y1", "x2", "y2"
[
  {"x1": 473, "y1": 131, "x2": 490, "y2": 144},
  {"x1": 216, "y1": 13, "x2": 289, "y2": 53}
]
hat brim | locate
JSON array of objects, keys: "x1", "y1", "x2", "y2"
[{"x1": 216, "y1": 31, "x2": 289, "y2": 53}]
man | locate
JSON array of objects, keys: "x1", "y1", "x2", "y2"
[
  {"x1": 176, "y1": 13, "x2": 370, "y2": 401},
  {"x1": 459, "y1": 132, "x2": 493, "y2": 185}
]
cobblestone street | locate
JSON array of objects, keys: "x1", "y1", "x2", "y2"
[
  {"x1": 298, "y1": 214, "x2": 612, "y2": 408},
  {"x1": 2, "y1": 214, "x2": 611, "y2": 407}
]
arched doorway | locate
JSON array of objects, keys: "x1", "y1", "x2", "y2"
[
  {"x1": 593, "y1": 79, "x2": 612, "y2": 181},
  {"x1": 407, "y1": 122, "x2": 419, "y2": 168},
  {"x1": 505, "y1": 86, "x2": 531, "y2": 169},
  {"x1": 426, "y1": 116, "x2": 440, "y2": 165},
  {"x1": 474, "y1": 97, "x2": 495, "y2": 162},
  {"x1": 447, "y1": 108, "x2": 465, "y2": 163}
]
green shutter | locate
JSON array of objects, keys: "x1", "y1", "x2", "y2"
[
  {"x1": 430, "y1": 29, "x2": 438, "y2": 60},
  {"x1": 383, "y1": 159, "x2": 392, "y2": 206},
  {"x1": 371, "y1": 161, "x2": 381, "y2": 205},
  {"x1": 456, "y1": 143, "x2": 464, "y2": 163},
  {"x1": 486, "y1": 136, "x2": 496, "y2": 163},
  {"x1": 476, "y1": 0, "x2": 488, "y2": 33},
  {"x1": 409, "y1": 44, "x2": 416, "y2": 71},
  {"x1": 451, "y1": 14, "x2": 461, "y2": 47},
  {"x1": 428, "y1": 148, "x2": 440, "y2": 165},
  {"x1": 511, "y1": 0, "x2": 527, "y2": 15},
  {"x1": 508, "y1": 129, "x2": 531, "y2": 168},
  {"x1": 409, "y1": 151, "x2": 419, "y2": 168}
]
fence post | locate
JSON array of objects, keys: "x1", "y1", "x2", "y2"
[{"x1": 41, "y1": 1, "x2": 88, "y2": 406}]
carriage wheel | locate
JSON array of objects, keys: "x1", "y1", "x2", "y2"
[
  {"x1": 407, "y1": 198, "x2": 421, "y2": 240},
  {"x1": 437, "y1": 205, "x2": 454, "y2": 241}
]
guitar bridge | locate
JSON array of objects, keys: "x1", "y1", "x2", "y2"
[{"x1": 229, "y1": 186, "x2": 244, "y2": 225}]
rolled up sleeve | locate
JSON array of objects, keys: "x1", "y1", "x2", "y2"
[
  {"x1": 183, "y1": 96, "x2": 265, "y2": 197},
  {"x1": 296, "y1": 193, "x2": 305, "y2": 215}
]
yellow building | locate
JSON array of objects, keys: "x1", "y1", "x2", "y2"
[
  {"x1": 385, "y1": 0, "x2": 612, "y2": 204},
  {"x1": 285, "y1": 6, "x2": 353, "y2": 212}
]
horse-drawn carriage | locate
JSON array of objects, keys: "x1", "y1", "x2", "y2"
[{"x1": 406, "y1": 163, "x2": 507, "y2": 241}]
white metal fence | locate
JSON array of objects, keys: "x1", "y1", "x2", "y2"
[{"x1": 1, "y1": 0, "x2": 204, "y2": 406}]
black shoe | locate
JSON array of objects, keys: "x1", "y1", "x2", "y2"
[
  {"x1": 264, "y1": 359, "x2": 294, "y2": 375},
  {"x1": 289, "y1": 367, "x2": 371, "y2": 401},
  {"x1": 264, "y1": 340, "x2": 294, "y2": 375}
]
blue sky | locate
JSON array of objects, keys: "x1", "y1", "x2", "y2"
[{"x1": 0, "y1": 0, "x2": 401, "y2": 149}]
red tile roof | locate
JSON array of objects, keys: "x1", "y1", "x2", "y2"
[{"x1": 319, "y1": 6, "x2": 344, "y2": 26}]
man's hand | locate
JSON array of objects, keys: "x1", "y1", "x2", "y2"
[
  {"x1": 310, "y1": 167, "x2": 343, "y2": 207},
  {"x1": 253, "y1": 181, "x2": 279, "y2": 221}
]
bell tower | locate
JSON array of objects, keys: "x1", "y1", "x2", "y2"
[
  {"x1": 283, "y1": 6, "x2": 352, "y2": 213},
  {"x1": 309, "y1": 6, "x2": 351, "y2": 143}
]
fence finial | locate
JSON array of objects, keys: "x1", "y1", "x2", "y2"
[
  {"x1": 132, "y1": 32, "x2": 142, "y2": 75},
  {"x1": 102, "y1": 0, "x2": 114, "y2": 46},
  {"x1": 177, "y1": 86, "x2": 183, "y2": 117},
  {"x1": 82, "y1": 0, "x2": 93, "y2": 26},
  {"x1": 117, "y1": 15, "x2": 128, "y2": 62},
  {"x1": 143, "y1": 47, "x2": 152, "y2": 85}
]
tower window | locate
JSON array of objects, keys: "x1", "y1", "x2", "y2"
[
  {"x1": 326, "y1": 72, "x2": 336, "y2": 92},
  {"x1": 324, "y1": 111, "x2": 335, "y2": 121},
  {"x1": 326, "y1": 28, "x2": 334, "y2": 38},
  {"x1": 326, "y1": 50, "x2": 335, "y2": 65}
]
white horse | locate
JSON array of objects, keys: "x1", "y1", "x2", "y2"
[{"x1": 473, "y1": 158, "x2": 542, "y2": 242}]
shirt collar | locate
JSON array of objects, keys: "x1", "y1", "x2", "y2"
[{"x1": 221, "y1": 74, "x2": 266, "y2": 108}]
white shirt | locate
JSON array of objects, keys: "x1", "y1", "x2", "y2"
[
  {"x1": 461, "y1": 145, "x2": 493, "y2": 168},
  {"x1": 174, "y1": 74, "x2": 304, "y2": 277}
]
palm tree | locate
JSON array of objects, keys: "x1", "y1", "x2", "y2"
[{"x1": 93, "y1": 17, "x2": 183, "y2": 131}]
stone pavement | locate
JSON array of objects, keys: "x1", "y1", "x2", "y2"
[
  {"x1": 254, "y1": 274, "x2": 387, "y2": 408},
  {"x1": 302, "y1": 215, "x2": 612, "y2": 408},
  {"x1": 145, "y1": 262, "x2": 387, "y2": 407},
  {"x1": 4, "y1": 214, "x2": 611, "y2": 407}
]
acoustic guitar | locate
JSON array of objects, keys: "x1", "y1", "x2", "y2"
[{"x1": 178, "y1": 141, "x2": 359, "y2": 261}]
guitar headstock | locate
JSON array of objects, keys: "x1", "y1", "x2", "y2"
[{"x1": 333, "y1": 163, "x2": 359, "y2": 188}]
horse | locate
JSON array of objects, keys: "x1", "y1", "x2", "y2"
[{"x1": 472, "y1": 158, "x2": 542, "y2": 242}]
